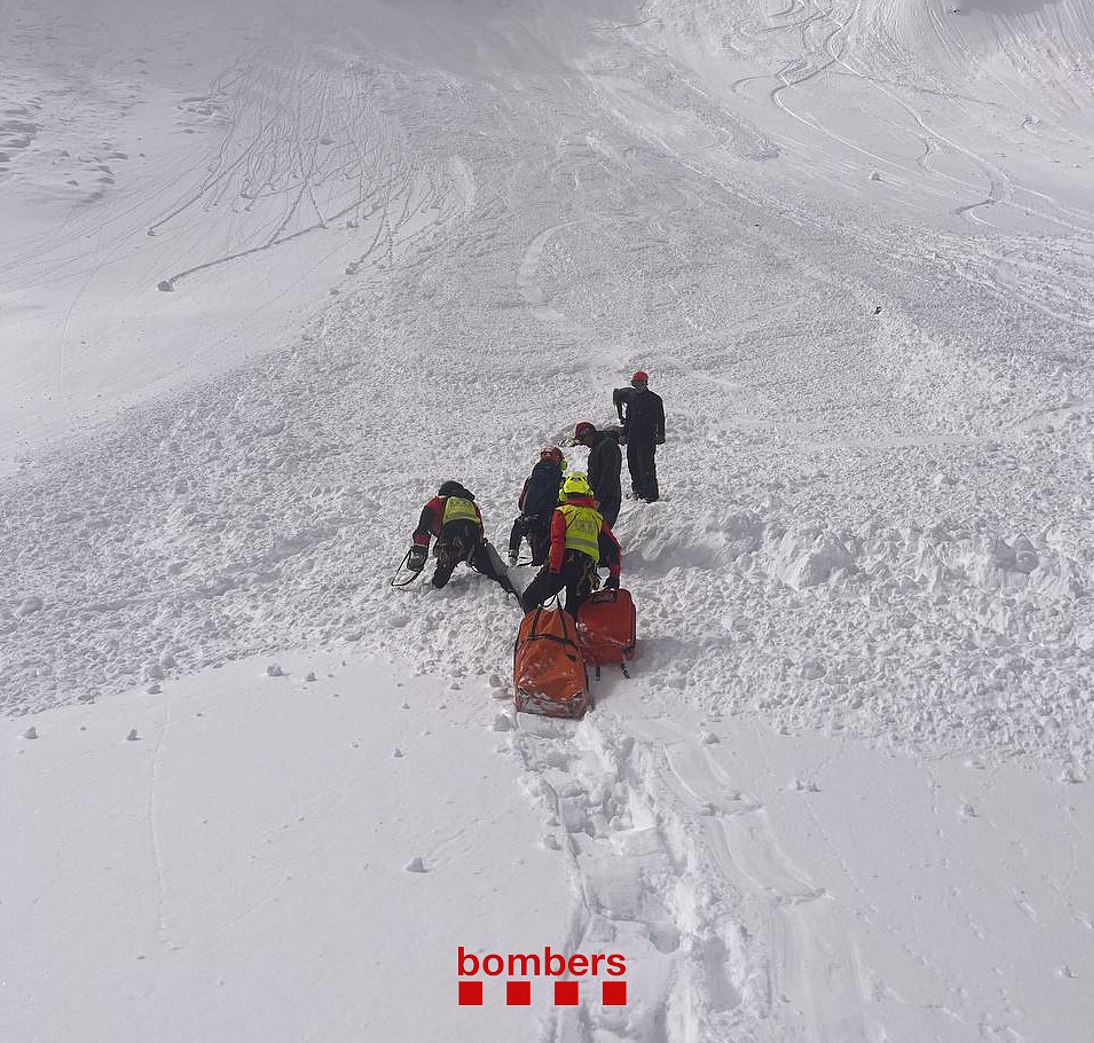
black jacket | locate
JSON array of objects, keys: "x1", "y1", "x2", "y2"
[
  {"x1": 519, "y1": 460, "x2": 564, "y2": 518},
  {"x1": 586, "y1": 430, "x2": 622, "y2": 507},
  {"x1": 613, "y1": 387, "x2": 665, "y2": 443}
]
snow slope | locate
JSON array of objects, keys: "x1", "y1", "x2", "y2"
[
  {"x1": 1, "y1": 653, "x2": 573, "y2": 1043},
  {"x1": 3, "y1": 1, "x2": 1094, "y2": 1040},
  {"x1": 0, "y1": 0, "x2": 455, "y2": 467}
]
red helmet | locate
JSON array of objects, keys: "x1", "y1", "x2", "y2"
[
  {"x1": 631, "y1": 370, "x2": 649, "y2": 385},
  {"x1": 574, "y1": 422, "x2": 596, "y2": 442},
  {"x1": 540, "y1": 446, "x2": 564, "y2": 466}
]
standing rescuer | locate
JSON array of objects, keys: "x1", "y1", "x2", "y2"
[
  {"x1": 519, "y1": 473, "x2": 621, "y2": 617},
  {"x1": 613, "y1": 370, "x2": 665, "y2": 502},
  {"x1": 574, "y1": 421, "x2": 622, "y2": 528},
  {"x1": 407, "y1": 481, "x2": 516, "y2": 595}
]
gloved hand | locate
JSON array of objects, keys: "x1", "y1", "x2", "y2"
[
  {"x1": 407, "y1": 545, "x2": 427, "y2": 573},
  {"x1": 605, "y1": 574, "x2": 620, "y2": 590}
]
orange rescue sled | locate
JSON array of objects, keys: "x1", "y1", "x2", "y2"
[{"x1": 514, "y1": 606, "x2": 590, "y2": 719}]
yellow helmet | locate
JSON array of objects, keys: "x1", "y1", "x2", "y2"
[{"x1": 563, "y1": 473, "x2": 592, "y2": 498}]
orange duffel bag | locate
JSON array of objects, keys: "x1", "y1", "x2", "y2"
[
  {"x1": 576, "y1": 588, "x2": 636, "y2": 678},
  {"x1": 514, "y1": 606, "x2": 590, "y2": 719}
]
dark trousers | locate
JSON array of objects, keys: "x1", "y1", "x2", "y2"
[
  {"x1": 433, "y1": 522, "x2": 515, "y2": 594},
  {"x1": 597, "y1": 495, "x2": 621, "y2": 529},
  {"x1": 519, "y1": 553, "x2": 596, "y2": 617},
  {"x1": 626, "y1": 438, "x2": 659, "y2": 502},
  {"x1": 508, "y1": 513, "x2": 551, "y2": 564}
]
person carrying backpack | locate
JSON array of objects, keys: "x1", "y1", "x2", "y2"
[
  {"x1": 508, "y1": 446, "x2": 566, "y2": 566},
  {"x1": 519, "y1": 473, "x2": 621, "y2": 617},
  {"x1": 407, "y1": 481, "x2": 516, "y2": 595},
  {"x1": 574, "y1": 421, "x2": 622, "y2": 528},
  {"x1": 612, "y1": 370, "x2": 665, "y2": 502}
]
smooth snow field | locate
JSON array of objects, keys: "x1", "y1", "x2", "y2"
[{"x1": 3, "y1": 1, "x2": 1094, "y2": 1040}]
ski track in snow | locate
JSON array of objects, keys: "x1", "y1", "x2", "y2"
[{"x1": 4, "y1": 1, "x2": 1094, "y2": 1040}]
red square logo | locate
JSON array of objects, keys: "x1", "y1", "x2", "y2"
[
  {"x1": 603, "y1": 980, "x2": 627, "y2": 1006},
  {"x1": 506, "y1": 980, "x2": 531, "y2": 1006},
  {"x1": 554, "y1": 981, "x2": 579, "y2": 1006},
  {"x1": 458, "y1": 980, "x2": 483, "y2": 1006}
]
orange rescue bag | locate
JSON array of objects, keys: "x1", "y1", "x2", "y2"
[
  {"x1": 576, "y1": 588, "x2": 636, "y2": 674},
  {"x1": 514, "y1": 606, "x2": 590, "y2": 719}
]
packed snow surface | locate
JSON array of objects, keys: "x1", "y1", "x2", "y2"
[{"x1": 3, "y1": 0, "x2": 1094, "y2": 1040}]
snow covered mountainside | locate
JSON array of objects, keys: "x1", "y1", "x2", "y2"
[{"x1": 3, "y1": 1, "x2": 1094, "y2": 1041}]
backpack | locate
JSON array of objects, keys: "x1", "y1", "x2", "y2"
[
  {"x1": 514, "y1": 607, "x2": 590, "y2": 719},
  {"x1": 576, "y1": 588, "x2": 636, "y2": 677},
  {"x1": 522, "y1": 461, "x2": 563, "y2": 518}
]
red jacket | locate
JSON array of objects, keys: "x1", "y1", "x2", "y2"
[
  {"x1": 548, "y1": 496, "x2": 621, "y2": 578},
  {"x1": 412, "y1": 496, "x2": 484, "y2": 549}
]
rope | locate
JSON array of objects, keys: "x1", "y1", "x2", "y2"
[{"x1": 389, "y1": 549, "x2": 424, "y2": 588}]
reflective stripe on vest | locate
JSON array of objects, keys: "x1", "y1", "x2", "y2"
[
  {"x1": 442, "y1": 496, "x2": 478, "y2": 525},
  {"x1": 559, "y1": 504, "x2": 602, "y2": 562}
]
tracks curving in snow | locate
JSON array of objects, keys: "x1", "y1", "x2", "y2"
[{"x1": 4, "y1": 1, "x2": 1094, "y2": 1040}]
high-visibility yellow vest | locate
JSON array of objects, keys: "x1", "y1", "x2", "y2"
[
  {"x1": 442, "y1": 496, "x2": 478, "y2": 525},
  {"x1": 558, "y1": 504, "x2": 602, "y2": 561}
]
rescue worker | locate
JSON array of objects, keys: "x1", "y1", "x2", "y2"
[
  {"x1": 407, "y1": 481, "x2": 516, "y2": 595},
  {"x1": 612, "y1": 370, "x2": 665, "y2": 502},
  {"x1": 519, "y1": 473, "x2": 621, "y2": 618},
  {"x1": 574, "y1": 421, "x2": 622, "y2": 528},
  {"x1": 508, "y1": 446, "x2": 566, "y2": 566}
]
